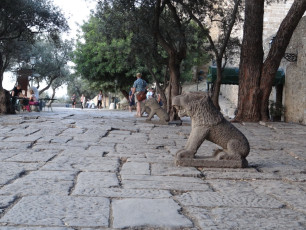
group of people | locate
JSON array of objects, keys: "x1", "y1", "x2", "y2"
[
  {"x1": 70, "y1": 90, "x2": 104, "y2": 109},
  {"x1": 129, "y1": 73, "x2": 162, "y2": 117},
  {"x1": 11, "y1": 84, "x2": 39, "y2": 112}
]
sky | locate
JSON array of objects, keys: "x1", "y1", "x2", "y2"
[
  {"x1": 53, "y1": 0, "x2": 96, "y2": 40},
  {"x1": 2, "y1": 0, "x2": 96, "y2": 97}
]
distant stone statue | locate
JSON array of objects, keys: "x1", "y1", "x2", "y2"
[
  {"x1": 140, "y1": 101, "x2": 151, "y2": 117},
  {"x1": 144, "y1": 98, "x2": 169, "y2": 124},
  {"x1": 172, "y1": 92, "x2": 250, "y2": 168}
]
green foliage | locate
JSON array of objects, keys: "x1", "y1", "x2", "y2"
[
  {"x1": 67, "y1": 74, "x2": 104, "y2": 100},
  {"x1": 0, "y1": 0, "x2": 69, "y2": 94},
  {"x1": 27, "y1": 36, "x2": 73, "y2": 95},
  {"x1": 0, "y1": 0, "x2": 68, "y2": 42},
  {"x1": 73, "y1": 0, "x2": 211, "y2": 96},
  {"x1": 73, "y1": 14, "x2": 147, "y2": 94},
  {"x1": 181, "y1": 22, "x2": 210, "y2": 82}
]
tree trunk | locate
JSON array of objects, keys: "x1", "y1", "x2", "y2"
[
  {"x1": 211, "y1": 60, "x2": 222, "y2": 110},
  {"x1": 210, "y1": 0, "x2": 241, "y2": 111},
  {"x1": 0, "y1": 52, "x2": 15, "y2": 114},
  {"x1": 168, "y1": 55, "x2": 181, "y2": 121},
  {"x1": 260, "y1": 0, "x2": 306, "y2": 121},
  {"x1": 120, "y1": 89, "x2": 129, "y2": 101},
  {"x1": 0, "y1": 89, "x2": 15, "y2": 114},
  {"x1": 235, "y1": 0, "x2": 264, "y2": 122}
]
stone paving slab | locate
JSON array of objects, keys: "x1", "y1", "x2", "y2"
[
  {"x1": 73, "y1": 187, "x2": 172, "y2": 198},
  {"x1": 185, "y1": 207, "x2": 306, "y2": 230},
  {"x1": 122, "y1": 174, "x2": 205, "y2": 183},
  {"x1": 0, "y1": 162, "x2": 43, "y2": 186},
  {"x1": 0, "y1": 171, "x2": 76, "y2": 196},
  {"x1": 73, "y1": 171, "x2": 119, "y2": 194},
  {"x1": 0, "y1": 150, "x2": 17, "y2": 161},
  {"x1": 0, "y1": 196, "x2": 16, "y2": 214},
  {"x1": 121, "y1": 162, "x2": 150, "y2": 175},
  {"x1": 40, "y1": 155, "x2": 119, "y2": 172},
  {"x1": 175, "y1": 190, "x2": 284, "y2": 208},
  {"x1": 112, "y1": 198, "x2": 193, "y2": 229},
  {"x1": 0, "y1": 195, "x2": 110, "y2": 228},
  {"x1": 4, "y1": 150, "x2": 58, "y2": 163},
  {"x1": 0, "y1": 108, "x2": 305, "y2": 229},
  {"x1": 151, "y1": 163, "x2": 202, "y2": 177},
  {"x1": 0, "y1": 227, "x2": 73, "y2": 230}
]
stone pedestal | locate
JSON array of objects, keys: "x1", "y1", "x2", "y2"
[{"x1": 175, "y1": 157, "x2": 248, "y2": 168}]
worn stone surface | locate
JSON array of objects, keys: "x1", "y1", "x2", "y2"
[
  {"x1": 185, "y1": 206, "x2": 306, "y2": 230},
  {"x1": 112, "y1": 198, "x2": 193, "y2": 228},
  {"x1": 0, "y1": 228, "x2": 73, "y2": 230},
  {"x1": 0, "y1": 196, "x2": 109, "y2": 227},
  {"x1": 0, "y1": 106, "x2": 305, "y2": 229},
  {"x1": 176, "y1": 190, "x2": 284, "y2": 208},
  {"x1": 0, "y1": 171, "x2": 75, "y2": 196}
]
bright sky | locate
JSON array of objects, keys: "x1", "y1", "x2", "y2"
[
  {"x1": 53, "y1": 0, "x2": 96, "y2": 40},
  {"x1": 2, "y1": 0, "x2": 96, "y2": 97}
]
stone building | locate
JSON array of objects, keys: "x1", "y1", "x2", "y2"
[
  {"x1": 283, "y1": 17, "x2": 306, "y2": 124},
  {"x1": 216, "y1": 1, "x2": 305, "y2": 124}
]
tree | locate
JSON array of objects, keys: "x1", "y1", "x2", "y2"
[
  {"x1": 67, "y1": 74, "x2": 100, "y2": 100},
  {"x1": 99, "y1": 0, "x2": 201, "y2": 120},
  {"x1": 153, "y1": 0, "x2": 188, "y2": 120},
  {"x1": 176, "y1": 0, "x2": 242, "y2": 110},
  {"x1": 0, "y1": 0, "x2": 68, "y2": 114},
  {"x1": 75, "y1": 0, "x2": 210, "y2": 116},
  {"x1": 235, "y1": 0, "x2": 306, "y2": 122},
  {"x1": 259, "y1": 0, "x2": 306, "y2": 121},
  {"x1": 30, "y1": 37, "x2": 73, "y2": 97},
  {"x1": 91, "y1": 0, "x2": 169, "y2": 107},
  {"x1": 73, "y1": 15, "x2": 137, "y2": 99}
]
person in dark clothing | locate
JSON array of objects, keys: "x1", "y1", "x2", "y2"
[
  {"x1": 129, "y1": 87, "x2": 135, "y2": 112},
  {"x1": 11, "y1": 84, "x2": 25, "y2": 109},
  {"x1": 71, "y1": 93, "x2": 76, "y2": 109},
  {"x1": 11, "y1": 84, "x2": 23, "y2": 97}
]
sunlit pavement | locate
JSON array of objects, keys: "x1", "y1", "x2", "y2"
[{"x1": 0, "y1": 105, "x2": 305, "y2": 229}]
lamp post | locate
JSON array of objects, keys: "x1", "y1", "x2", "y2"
[
  {"x1": 29, "y1": 57, "x2": 36, "y2": 87},
  {"x1": 114, "y1": 79, "x2": 118, "y2": 109}
]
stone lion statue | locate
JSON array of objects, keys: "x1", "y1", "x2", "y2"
[
  {"x1": 172, "y1": 92, "x2": 250, "y2": 167},
  {"x1": 144, "y1": 98, "x2": 169, "y2": 124},
  {"x1": 140, "y1": 101, "x2": 151, "y2": 117}
]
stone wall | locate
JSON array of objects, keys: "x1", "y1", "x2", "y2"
[
  {"x1": 220, "y1": 85, "x2": 276, "y2": 110},
  {"x1": 220, "y1": 85, "x2": 238, "y2": 107},
  {"x1": 263, "y1": 0, "x2": 294, "y2": 41},
  {"x1": 284, "y1": 17, "x2": 306, "y2": 124}
]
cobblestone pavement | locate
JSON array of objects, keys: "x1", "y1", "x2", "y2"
[{"x1": 0, "y1": 105, "x2": 305, "y2": 230}]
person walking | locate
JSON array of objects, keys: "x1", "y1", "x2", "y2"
[
  {"x1": 131, "y1": 73, "x2": 147, "y2": 117},
  {"x1": 97, "y1": 90, "x2": 103, "y2": 109},
  {"x1": 71, "y1": 94, "x2": 76, "y2": 109},
  {"x1": 80, "y1": 94, "x2": 86, "y2": 109},
  {"x1": 129, "y1": 87, "x2": 135, "y2": 112}
]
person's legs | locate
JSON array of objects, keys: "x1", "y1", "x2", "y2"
[
  {"x1": 134, "y1": 92, "x2": 141, "y2": 117},
  {"x1": 136, "y1": 102, "x2": 141, "y2": 117}
]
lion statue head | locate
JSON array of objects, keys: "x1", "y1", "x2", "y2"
[{"x1": 172, "y1": 92, "x2": 223, "y2": 126}]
